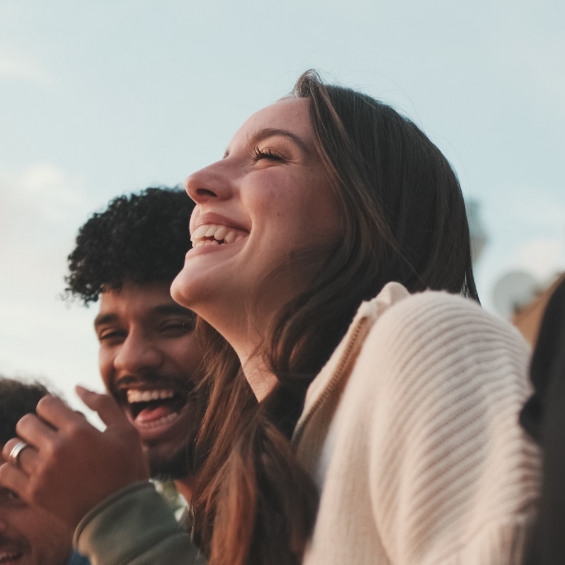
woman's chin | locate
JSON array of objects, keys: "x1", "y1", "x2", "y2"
[
  {"x1": 170, "y1": 266, "x2": 228, "y2": 315},
  {"x1": 170, "y1": 269, "x2": 201, "y2": 309}
]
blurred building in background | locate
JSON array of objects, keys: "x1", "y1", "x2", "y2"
[
  {"x1": 489, "y1": 241, "x2": 564, "y2": 346},
  {"x1": 466, "y1": 198, "x2": 488, "y2": 266},
  {"x1": 492, "y1": 268, "x2": 565, "y2": 346},
  {"x1": 492, "y1": 271, "x2": 540, "y2": 321},
  {"x1": 512, "y1": 273, "x2": 565, "y2": 346},
  {"x1": 468, "y1": 197, "x2": 564, "y2": 346}
]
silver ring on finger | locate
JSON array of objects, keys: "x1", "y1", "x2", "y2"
[{"x1": 8, "y1": 441, "x2": 29, "y2": 467}]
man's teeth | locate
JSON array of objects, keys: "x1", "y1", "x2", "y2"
[
  {"x1": 127, "y1": 389, "x2": 175, "y2": 403},
  {"x1": 191, "y1": 224, "x2": 246, "y2": 247}
]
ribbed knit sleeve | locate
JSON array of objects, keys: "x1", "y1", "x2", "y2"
[
  {"x1": 300, "y1": 289, "x2": 540, "y2": 565},
  {"x1": 365, "y1": 292, "x2": 540, "y2": 564}
]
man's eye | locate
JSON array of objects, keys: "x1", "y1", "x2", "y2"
[
  {"x1": 161, "y1": 320, "x2": 195, "y2": 333},
  {"x1": 99, "y1": 330, "x2": 126, "y2": 342}
]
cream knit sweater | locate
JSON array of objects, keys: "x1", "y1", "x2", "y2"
[{"x1": 293, "y1": 283, "x2": 540, "y2": 565}]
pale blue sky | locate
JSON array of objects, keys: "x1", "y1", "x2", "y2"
[{"x1": 1, "y1": 0, "x2": 564, "y2": 408}]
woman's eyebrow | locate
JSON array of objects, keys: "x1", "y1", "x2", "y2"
[
  {"x1": 223, "y1": 128, "x2": 310, "y2": 159},
  {"x1": 248, "y1": 128, "x2": 309, "y2": 152}
]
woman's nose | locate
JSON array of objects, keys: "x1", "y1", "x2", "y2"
[{"x1": 185, "y1": 161, "x2": 234, "y2": 204}]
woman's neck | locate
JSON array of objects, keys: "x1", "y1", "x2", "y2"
[
  {"x1": 199, "y1": 305, "x2": 278, "y2": 402},
  {"x1": 186, "y1": 273, "x2": 310, "y2": 402},
  {"x1": 240, "y1": 353, "x2": 278, "y2": 402}
]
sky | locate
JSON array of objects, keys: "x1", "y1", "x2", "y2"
[{"x1": 1, "y1": 0, "x2": 564, "y2": 411}]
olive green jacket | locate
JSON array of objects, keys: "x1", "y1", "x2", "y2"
[{"x1": 74, "y1": 482, "x2": 205, "y2": 565}]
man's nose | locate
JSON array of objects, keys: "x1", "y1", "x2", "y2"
[{"x1": 113, "y1": 332, "x2": 163, "y2": 375}]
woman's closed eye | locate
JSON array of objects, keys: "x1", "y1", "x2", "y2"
[{"x1": 251, "y1": 146, "x2": 285, "y2": 162}]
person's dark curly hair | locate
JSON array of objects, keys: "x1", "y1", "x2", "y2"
[
  {"x1": 0, "y1": 377, "x2": 49, "y2": 445},
  {"x1": 65, "y1": 187, "x2": 195, "y2": 304}
]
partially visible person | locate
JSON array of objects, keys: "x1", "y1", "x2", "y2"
[
  {"x1": 520, "y1": 276, "x2": 565, "y2": 565},
  {"x1": 65, "y1": 188, "x2": 221, "y2": 509},
  {"x1": 0, "y1": 377, "x2": 85, "y2": 565}
]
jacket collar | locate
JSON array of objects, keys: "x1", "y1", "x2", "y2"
[{"x1": 292, "y1": 282, "x2": 410, "y2": 446}]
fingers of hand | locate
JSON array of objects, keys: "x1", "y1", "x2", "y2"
[
  {"x1": 36, "y1": 395, "x2": 79, "y2": 431},
  {"x1": 78, "y1": 389, "x2": 147, "y2": 478},
  {"x1": 1, "y1": 438, "x2": 39, "y2": 476},
  {"x1": 16, "y1": 413, "x2": 57, "y2": 447},
  {"x1": 76, "y1": 386, "x2": 130, "y2": 428},
  {"x1": 34, "y1": 397, "x2": 101, "y2": 462}
]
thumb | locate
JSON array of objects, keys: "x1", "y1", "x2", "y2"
[{"x1": 75, "y1": 385, "x2": 128, "y2": 428}]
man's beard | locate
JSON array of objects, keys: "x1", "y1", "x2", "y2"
[{"x1": 148, "y1": 443, "x2": 196, "y2": 481}]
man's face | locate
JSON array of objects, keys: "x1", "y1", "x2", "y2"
[
  {"x1": 0, "y1": 453, "x2": 72, "y2": 565},
  {"x1": 95, "y1": 281, "x2": 206, "y2": 480}
]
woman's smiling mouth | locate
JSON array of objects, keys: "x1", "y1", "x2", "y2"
[{"x1": 190, "y1": 223, "x2": 248, "y2": 248}]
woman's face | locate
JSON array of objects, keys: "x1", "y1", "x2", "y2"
[{"x1": 171, "y1": 97, "x2": 341, "y2": 329}]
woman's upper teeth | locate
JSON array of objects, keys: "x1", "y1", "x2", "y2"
[
  {"x1": 191, "y1": 224, "x2": 246, "y2": 246},
  {"x1": 127, "y1": 389, "x2": 175, "y2": 403}
]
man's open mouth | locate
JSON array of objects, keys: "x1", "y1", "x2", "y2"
[{"x1": 118, "y1": 385, "x2": 190, "y2": 430}]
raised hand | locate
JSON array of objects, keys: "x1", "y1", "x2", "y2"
[{"x1": 0, "y1": 386, "x2": 150, "y2": 528}]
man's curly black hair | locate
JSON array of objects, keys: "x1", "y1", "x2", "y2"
[
  {"x1": 66, "y1": 187, "x2": 195, "y2": 305},
  {"x1": 0, "y1": 377, "x2": 49, "y2": 445}
]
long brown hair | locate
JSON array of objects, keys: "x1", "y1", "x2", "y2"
[{"x1": 192, "y1": 70, "x2": 479, "y2": 565}]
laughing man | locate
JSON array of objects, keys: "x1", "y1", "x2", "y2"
[{"x1": 65, "y1": 188, "x2": 206, "y2": 509}]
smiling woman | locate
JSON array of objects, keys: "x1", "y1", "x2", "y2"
[
  {"x1": 167, "y1": 71, "x2": 539, "y2": 565},
  {"x1": 0, "y1": 71, "x2": 540, "y2": 565}
]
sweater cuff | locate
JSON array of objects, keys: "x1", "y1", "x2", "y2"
[{"x1": 73, "y1": 481, "x2": 189, "y2": 565}]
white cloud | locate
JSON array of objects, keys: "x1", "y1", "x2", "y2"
[
  {"x1": 0, "y1": 162, "x2": 96, "y2": 301},
  {"x1": 0, "y1": 162, "x2": 102, "y2": 411},
  {"x1": 0, "y1": 51, "x2": 52, "y2": 85},
  {"x1": 0, "y1": 162, "x2": 93, "y2": 241}
]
